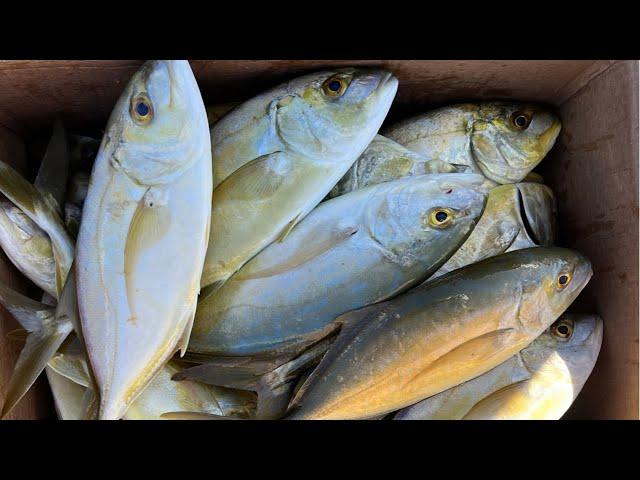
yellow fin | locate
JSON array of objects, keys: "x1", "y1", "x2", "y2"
[
  {"x1": 125, "y1": 189, "x2": 171, "y2": 274},
  {"x1": 463, "y1": 380, "x2": 532, "y2": 420},
  {"x1": 47, "y1": 352, "x2": 91, "y2": 388},
  {"x1": 276, "y1": 212, "x2": 301, "y2": 243},
  {"x1": 124, "y1": 189, "x2": 171, "y2": 306},
  {"x1": 406, "y1": 328, "x2": 524, "y2": 389},
  {"x1": 213, "y1": 151, "x2": 290, "y2": 202}
]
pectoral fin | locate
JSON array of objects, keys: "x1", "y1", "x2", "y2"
[
  {"x1": 124, "y1": 189, "x2": 171, "y2": 278},
  {"x1": 276, "y1": 213, "x2": 301, "y2": 243},
  {"x1": 235, "y1": 225, "x2": 359, "y2": 281},
  {"x1": 212, "y1": 151, "x2": 290, "y2": 202},
  {"x1": 462, "y1": 380, "x2": 532, "y2": 420},
  {"x1": 406, "y1": 328, "x2": 524, "y2": 389}
]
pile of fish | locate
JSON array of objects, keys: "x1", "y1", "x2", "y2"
[{"x1": 0, "y1": 61, "x2": 602, "y2": 420}]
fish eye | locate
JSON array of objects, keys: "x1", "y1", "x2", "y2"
[
  {"x1": 130, "y1": 94, "x2": 154, "y2": 125},
  {"x1": 511, "y1": 111, "x2": 531, "y2": 130},
  {"x1": 557, "y1": 272, "x2": 572, "y2": 290},
  {"x1": 427, "y1": 208, "x2": 454, "y2": 228},
  {"x1": 322, "y1": 76, "x2": 348, "y2": 97},
  {"x1": 551, "y1": 318, "x2": 574, "y2": 340}
]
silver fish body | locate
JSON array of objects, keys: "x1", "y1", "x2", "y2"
[
  {"x1": 395, "y1": 313, "x2": 602, "y2": 420},
  {"x1": 76, "y1": 60, "x2": 212, "y2": 419},
  {"x1": 287, "y1": 247, "x2": 592, "y2": 420},
  {"x1": 189, "y1": 173, "x2": 487, "y2": 359}
]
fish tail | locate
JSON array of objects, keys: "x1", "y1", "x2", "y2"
[
  {"x1": 173, "y1": 338, "x2": 334, "y2": 420},
  {"x1": 0, "y1": 281, "x2": 76, "y2": 418},
  {"x1": 0, "y1": 316, "x2": 73, "y2": 418}
]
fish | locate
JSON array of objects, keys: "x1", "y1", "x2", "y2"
[
  {"x1": 285, "y1": 247, "x2": 592, "y2": 420},
  {"x1": 431, "y1": 182, "x2": 556, "y2": 279},
  {"x1": 329, "y1": 135, "x2": 464, "y2": 198},
  {"x1": 47, "y1": 344, "x2": 257, "y2": 420},
  {"x1": 75, "y1": 60, "x2": 212, "y2": 420},
  {"x1": 202, "y1": 68, "x2": 398, "y2": 289},
  {"x1": 0, "y1": 128, "x2": 74, "y2": 298},
  {"x1": 394, "y1": 313, "x2": 602, "y2": 420},
  {"x1": 187, "y1": 173, "x2": 487, "y2": 362},
  {"x1": 384, "y1": 102, "x2": 561, "y2": 184}
]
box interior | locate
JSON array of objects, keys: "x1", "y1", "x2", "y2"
[{"x1": 0, "y1": 60, "x2": 637, "y2": 419}]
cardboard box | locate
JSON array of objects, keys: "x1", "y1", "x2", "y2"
[{"x1": 0, "y1": 60, "x2": 637, "y2": 419}]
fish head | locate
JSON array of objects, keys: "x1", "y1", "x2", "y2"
[
  {"x1": 522, "y1": 313, "x2": 603, "y2": 397},
  {"x1": 470, "y1": 102, "x2": 561, "y2": 184},
  {"x1": 104, "y1": 60, "x2": 209, "y2": 186},
  {"x1": 365, "y1": 173, "x2": 488, "y2": 266},
  {"x1": 515, "y1": 247, "x2": 592, "y2": 329},
  {"x1": 274, "y1": 68, "x2": 398, "y2": 162}
]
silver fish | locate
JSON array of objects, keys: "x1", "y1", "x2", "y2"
[
  {"x1": 76, "y1": 60, "x2": 212, "y2": 419},
  {"x1": 384, "y1": 102, "x2": 561, "y2": 184},
  {"x1": 188, "y1": 174, "x2": 487, "y2": 360},
  {"x1": 287, "y1": 247, "x2": 592, "y2": 420}
]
